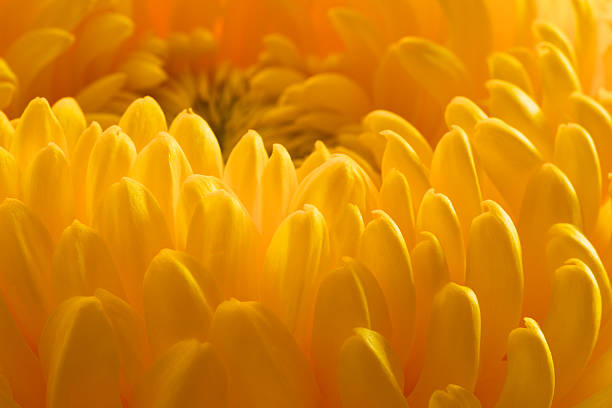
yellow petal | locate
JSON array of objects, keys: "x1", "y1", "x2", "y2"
[
  {"x1": 175, "y1": 174, "x2": 233, "y2": 250},
  {"x1": 133, "y1": 340, "x2": 227, "y2": 408},
  {"x1": 72, "y1": 12, "x2": 133, "y2": 84},
  {"x1": 261, "y1": 143, "x2": 297, "y2": 242},
  {"x1": 495, "y1": 318, "x2": 554, "y2": 408},
  {"x1": 119, "y1": 52, "x2": 168, "y2": 91},
  {"x1": 444, "y1": 96, "x2": 487, "y2": 138},
  {"x1": 466, "y1": 201, "x2": 523, "y2": 374},
  {"x1": 329, "y1": 203, "x2": 365, "y2": 262},
  {"x1": 553, "y1": 123, "x2": 601, "y2": 235},
  {"x1": 169, "y1": 109, "x2": 223, "y2": 177},
  {"x1": 409, "y1": 283, "x2": 480, "y2": 407},
  {"x1": 261, "y1": 205, "x2": 330, "y2": 342},
  {"x1": 429, "y1": 384, "x2": 482, "y2": 408},
  {"x1": 543, "y1": 259, "x2": 601, "y2": 399},
  {"x1": 210, "y1": 299, "x2": 320, "y2": 408},
  {"x1": 0, "y1": 147, "x2": 18, "y2": 202},
  {"x1": 394, "y1": 37, "x2": 469, "y2": 106},
  {"x1": 0, "y1": 111, "x2": 15, "y2": 150},
  {"x1": 143, "y1": 248, "x2": 213, "y2": 358},
  {"x1": 569, "y1": 92, "x2": 612, "y2": 193},
  {"x1": 0, "y1": 293, "x2": 45, "y2": 408},
  {"x1": 51, "y1": 97, "x2": 86, "y2": 156},
  {"x1": 296, "y1": 140, "x2": 330, "y2": 181},
  {"x1": 131, "y1": 132, "x2": 192, "y2": 242},
  {"x1": 86, "y1": 125, "x2": 137, "y2": 222},
  {"x1": 223, "y1": 130, "x2": 268, "y2": 226},
  {"x1": 76, "y1": 73, "x2": 127, "y2": 112},
  {"x1": 290, "y1": 155, "x2": 371, "y2": 226},
  {"x1": 293, "y1": 73, "x2": 370, "y2": 119},
  {"x1": 430, "y1": 126, "x2": 482, "y2": 240},
  {"x1": 533, "y1": 20, "x2": 576, "y2": 67},
  {"x1": 486, "y1": 79, "x2": 552, "y2": 159},
  {"x1": 381, "y1": 130, "x2": 430, "y2": 213},
  {"x1": 362, "y1": 110, "x2": 432, "y2": 165},
  {"x1": 31, "y1": 0, "x2": 96, "y2": 31},
  {"x1": 93, "y1": 178, "x2": 172, "y2": 308},
  {"x1": 570, "y1": 383, "x2": 612, "y2": 408},
  {"x1": 4, "y1": 28, "x2": 73, "y2": 94},
  {"x1": 71, "y1": 121, "x2": 101, "y2": 221},
  {"x1": 416, "y1": 189, "x2": 465, "y2": 283},
  {"x1": 118, "y1": 96, "x2": 168, "y2": 151},
  {"x1": 52, "y1": 220, "x2": 124, "y2": 301},
  {"x1": 472, "y1": 118, "x2": 543, "y2": 215},
  {"x1": 12, "y1": 97, "x2": 66, "y2": 170},
  {"x1": 22, "y1": 143, "x2": 73, "y2": 241},
  {"x1": 405, "y1": 231, "x2": 450, "y2": 392},
  {"x1": 538, "y1": 42, "x2": 581, "y2": 125},
  {"x1": 186, "y1": 190, "x2": 259, "y2": 300},
  {"x1": 547, "y1": 223, "x2": 611, "y2": 321},
  {"x1": 310, "y1": 264, "x2": 371, "y2": 405},
  {"x1": 359, "y1": 210, "x2": 416, "y2": 364},
  {"x1": 338, "y1": 327, "x2": 407, "y2": 408},
  {"x1": 0, "y1": 59, "x2": 17, "y2": 111},
  {"x1": 487, "y1": 52, "x2": 534, "y2": 96},
  {"x1": 379, "y1": 169, "x2": 416, "y2": 248},
  {"x1": 572, "y1": 0, "x2": 597, "y2": 90},
  {"x1": 94, "y1": 288, "x2": 148, "y2": 402},
  {"x1": 519, "y1": 163, "x2": 582, "y2": 320},
  {"x1": 437, "y1": 0, "x2": 491, "y2": 79},
  {"x1": 39, "y1": 297, "x2": 121, "y2": 408},
  {"x1": 0, "y1": 199, "x2": 54, "y2": 347}
]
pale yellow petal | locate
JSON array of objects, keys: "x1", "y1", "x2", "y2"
[
  {"x1": 210, "y1": 299, "x2": 320, "y2": 408},
  {"x1": 310, "y1": 264, "x2": 371, "y2": 406},
  {"x1": 86, "y1": 125, "x2": 137, "y2": 222},
  {"x1": 417, "y1": 189, "x2": 465, "y2": 283},
  {"x1": 519, "y1": 163, "x2": 582, "y2": 320},
  {"x1": 169, "y1": 109, "x2": 223, "y2": 177},
  {"x1": 261, "y1": 205, "x2": 330, "y2": 342},
  {"x1": 487, "y1": 52, "x2": 534, "y2": 96},
  {"x1": 52, "y1": 220, "x2": 124, "y2": 301},
  {"x1": 93, "y1": 178, "x2": 172, "y2": 309},
  {"x1": 444, "y1": 96, "x2": 487, "y2": 138},
  {"x1": 143, "y1": 249, "x2": 213, "y2": 358},
  {"x1": 0, "y1": 199, "x2": 54, "y2": 347},
  {"x1": 223, "y1": 130, "x2": 268, "y2": 226},
  {"x1": 0, "y1": 293, "x2": 44, "y2": 408},
  {"x1": 380, "y1": 130, "x2": 430, "y2": 213},
  {"x1": 51, "y1": 97, "x2": 86, "y2": 155},
  {"x1": 472, "y1": 118, "x2": 543, "y2": 215},
  {"x1": 430, "y1": 126, "x2": 482, "y2": 240},
  {"x1": 486, "y1": 79, "x2": 552, "y2": 159},
  {"x1": 543, "y1": 259, "x2": 601, "y2": 399},
  {"x1": 0, "y1": 147, "x2": 18, "y2": 203},
  {"x1": 12, "y1": 97, "x2": 66, "y2": 170},
  {"x1": 22, "y1": 143, "x2": 73, "y2": 242},
  {"x1": 118, "y1": 96, "x2": 168, "y2": 151},
  {"x1": 338, "y1": 328, "x2": 407, "y2": 408},
  {"x1": 132, "y1": 340, "x2": 227, "y2": 408},
  {"x1": 186, "y1": 190, "x2": 259, "y2": 300},
  {"x1": 553, "y1": 123, "x2": 601, "y2": 235},
  {"x1": 379, "y1": 169, "x2": 416, "y2": 248},
  {"x1": 466, "y1": 201, "x2": 523, "y2": 374},
  {"x1": 261, "y1": 144, "x2": 297, "y2": 242},
  {"x1": 39, "y1": 297, "x2": 122, "y2": 408},
  {"x1": 71, "y1": 121, "x2": 101, "y2": 221},
  {"x1": 131, "y1": 132, "x2": 193, "y2": 242},
  {"x1": 359, "y1": 210, "x2": 415, "y2": 364},
  {"x1": 495, "y1": 318, "x2": 554, "y2": 408},
  {"x1": 409, "y1": 283, "x2": 480, "y2": 407},
  {"x1": 363, "y1": 109, "x2": 432, "y2": 165},
  {"x1": 94, "y1": 288, "x2": 148, "y2": 402}
]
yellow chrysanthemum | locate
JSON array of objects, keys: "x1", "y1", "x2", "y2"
[{"x1": 3, "y1": 0, "x2": 612, "y2": 407}]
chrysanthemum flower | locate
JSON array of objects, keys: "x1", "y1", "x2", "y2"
[{"x1": 3, "y1": 0, "x2": 612, "y2": 407}]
